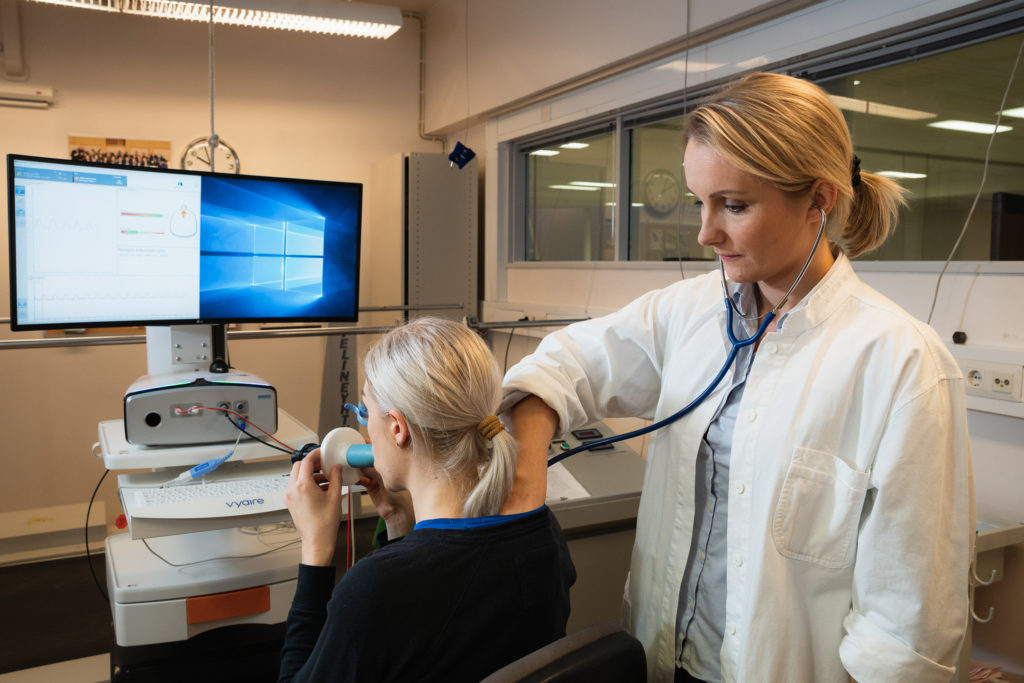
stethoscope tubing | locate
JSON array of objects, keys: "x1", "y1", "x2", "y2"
[
  {"x1": 546, "y1": 207, "x2": 825, "y2": 468},
  {"x1": 546, "y1": 304, "x2": 775, "y2": 467}
]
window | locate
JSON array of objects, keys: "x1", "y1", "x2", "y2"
[
  {"x1": 628, "y1": 114, "x2": 710, "y2": 262},
  {"x1": 516, "y1": 15, "x2": 1024, "y2": 263},
  {"x1": 523, "y1": 129, "x2": 617, "y2": 261}
]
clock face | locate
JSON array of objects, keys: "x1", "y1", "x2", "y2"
[
  {"x1": 181, "y1": 136, "x2": 239, "y2": 174},
  {"x1": 643, "y1": 169, "x2": 680, "y2": 216}
]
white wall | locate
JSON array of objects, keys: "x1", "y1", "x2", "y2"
[
  {"x1": 422, "y1": 0, "x2": 822, "y2": 134},
  {"x1": 0, "y1": 6, "x2": 440, "y2": 534}
]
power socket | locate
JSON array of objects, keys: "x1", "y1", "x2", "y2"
[{"x1": 958, "y1": 358, "x2": 1023, "y2": 402}]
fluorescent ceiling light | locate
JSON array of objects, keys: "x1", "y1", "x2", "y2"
[
  {"x1": 530, "y1": 149, "x2": 559, "y2": 157},
  {"x1": 927, "y1": 120, "x2": 1012, "y2": 134},
  {"x1": 829, "y1": 94, "x2": 936, "y2": 120},
  {"x1": 998, "y1": 106, "x2": 1024, "y2": 119},
  {"x1": 549, "y1": 184, "x2": 599, "y2": 191},
  {"x1": 560, "y1": 142, "x2": 590, "y2": 149},
  {"x1": 605, "y1": 203, "x2": 645, "y2": 207},
  {"x1": 877, "y1": 171, "x2": 927, "y2": 179},
  {"x1": 27, "y1": 0, "x2": 403, "y2": 38},
  {"x1": 570, "y1": 181, "x2": 615, "y2": 188},
  {"x1": 736, "y1": 56, "x2": 769, "y2": 69},
  {"x1": 657, "y1": 59, "x2": 725, "y2": 74}
]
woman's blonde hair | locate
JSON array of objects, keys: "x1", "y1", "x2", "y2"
[
  {"x1": 684, "y1": 72, "x2": 907, "y2": 258},
  {"x1": 363, "y1": 317, "x2": 516, "y2": 518}
]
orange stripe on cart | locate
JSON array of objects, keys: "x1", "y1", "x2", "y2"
[{"x1": 186, "y1": 585, "x2": 271, "y2": 624}]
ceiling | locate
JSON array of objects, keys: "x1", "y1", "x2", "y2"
[{"x1": 362, "y1": 0, "x2": 440, "y2": 14}]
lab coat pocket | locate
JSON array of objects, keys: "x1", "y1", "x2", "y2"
[{"x1": 771, "y1": 447, "x2": 869, "y2": 569}]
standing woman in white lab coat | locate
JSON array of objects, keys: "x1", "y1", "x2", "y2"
[{"x1": 501, "y1": 72, "x2": 973, "y2": 683}]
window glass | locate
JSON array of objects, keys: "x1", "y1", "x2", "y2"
[
  {"x1": 516, "y1": 27, "x2": 1024, "y2": 262},
  {"x1": 820, "y1": 31, "x2": 1024, "y2": 260},
  {"x1": 628, "y1": 115, "x2": 714, "y2": 262},
  {"x1": 524, "y1": 131, "x2": 616, "y2": 261}
]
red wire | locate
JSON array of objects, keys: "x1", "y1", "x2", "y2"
[
  {"x1": 346, "y1": 488, "x2": 352, "y2": 570},
  {"x1": 178, "y1": 404, "x2": 295, "y2": 451}
]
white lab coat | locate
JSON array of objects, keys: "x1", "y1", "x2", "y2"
[{"x1": 503, "y1": 253, "x2": 973, "y2": 683}]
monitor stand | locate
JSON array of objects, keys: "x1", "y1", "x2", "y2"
[{"x1": 145, "y1": 324, "x2": 229, "y2": 376}]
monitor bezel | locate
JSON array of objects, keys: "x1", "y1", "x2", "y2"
[{"x1": 7, "y1": 153, "x2": 363, "y2": 332}]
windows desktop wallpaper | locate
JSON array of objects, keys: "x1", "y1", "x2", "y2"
[{"x1": 197, "y1": 175, "x2": 361, "y2": 322}]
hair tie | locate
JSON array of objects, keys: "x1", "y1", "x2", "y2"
[
  {"x1": 851, "y1": 155, "x2": 862, "y2": 188},
  {"x1": 477, "y1": 415, "x2": 504, "y2": 440}
]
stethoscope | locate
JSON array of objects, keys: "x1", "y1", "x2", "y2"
[{"x1": 547, "y1": 207, "x2": 828, "y2": 467}]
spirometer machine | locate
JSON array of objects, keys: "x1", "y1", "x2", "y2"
[{"x1": 7, "y1": 153, "x2": 363, "y2": 679}]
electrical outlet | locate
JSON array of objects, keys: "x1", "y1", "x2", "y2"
[
  {"x1": 946, "y1": 344, "x2": 1024, "y2": 404},
  {"x1": 959, "y1": 360, "x2": 1023, "y2": 402}
]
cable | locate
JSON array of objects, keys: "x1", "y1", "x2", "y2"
[
  {"x1": 674, "y1": 0, "x2": 692, "y2": 279},
  {"x1": 159, "y1": 428, "x2": 244, "y2": 487},
  {"x1": 503, "y1": 326, "x2": 516, "y2": 374},
  {"x1": 142, "y1": 536, "x2": 301, "y2": 568},
  {"x1": 175, "y1": 403, "x2": 294, "y2": 451},
  {"x1": 208, "y1": 0, "x2": 217, "y2": 172},
  {"x1": 346, "y1": 487, "x2": 353, "y2": 570},
  {"x1": 926, "y1": 34, "x2": 1024, "y2": 325},
  {"x1": 85, "y1": 469, "x2": 109, "y2": 602},
  {"x1": 463, "y1": 0, "x2": 470, "y2": 145},
  {"x1": 221, "y1": 412, "x2": 293, "y2": 455}
]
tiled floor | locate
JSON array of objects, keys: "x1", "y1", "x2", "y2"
[{"x1": 0, "y1": 655, "x2": 108, "y2": 683}]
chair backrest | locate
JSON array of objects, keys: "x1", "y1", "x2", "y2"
[{"x1": 481, "y1": 622, "x2": 647, "y2": 683}]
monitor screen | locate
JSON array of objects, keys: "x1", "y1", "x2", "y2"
[{"x1": 7, "y1": 154, "x2": 362, "y2": 331}]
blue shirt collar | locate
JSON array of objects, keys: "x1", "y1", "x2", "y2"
[{"x1": 414, "y1": 504, "x2": 547, "y2": 531}]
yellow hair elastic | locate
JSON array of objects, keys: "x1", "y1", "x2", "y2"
[{"x1": 477, "y1": 415, "x2": 505, "y2": 440}]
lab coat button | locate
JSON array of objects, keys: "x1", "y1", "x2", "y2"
[
  {"x1": 734, "y1": 556, "x2": 743, "y2": 567},
  {"x1": 746, "y1": 410, "x2": 757, "y2": 422},
  {"x1": 735, "y1": 482, "x2": 746, "y2": 494},
  {"x1": 729, "y1": 625, "x2": 737, "y2": 636}
]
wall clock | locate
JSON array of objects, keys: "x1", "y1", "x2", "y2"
[
  {"x1": 181, "y1": 136, "x2": 240, "y2": 174},
  {"x1": 643, "y1": 169, "x2": 680, "y2": 216}
]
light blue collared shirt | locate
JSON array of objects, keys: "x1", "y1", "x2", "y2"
[{"x1": 675, "y1": 283, "x2": 791, "y2": 681}]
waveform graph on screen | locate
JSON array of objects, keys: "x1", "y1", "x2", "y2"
[
  {"x1": 22, "y1": 179, "x2": 202, "y2": 324},
  {"x1": 27, "y1": 182, "x2": 119, "y2": 275}
]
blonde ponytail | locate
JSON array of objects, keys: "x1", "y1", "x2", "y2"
[
  {"x1": 839, "y1": 171, "x2": 907, "y2": 258},
  {"x1": 363, "y1": 317, "x2": 517, "y2": 517},
  {"x1": 463, "y1": 429, "x2": 516, "y2": 517}
]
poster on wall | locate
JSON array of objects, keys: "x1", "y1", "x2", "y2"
[{"x1": 68, "y1": 135, "x2": 170, "y2": 168}]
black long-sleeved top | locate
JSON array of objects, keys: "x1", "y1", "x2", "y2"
[{"x1": 278, "y1": 506, "x2": 576, "y2": 682}]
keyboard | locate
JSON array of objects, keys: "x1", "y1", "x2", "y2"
[{"x1": 123, "y1": 474, "x2": 291, "y2": 519}]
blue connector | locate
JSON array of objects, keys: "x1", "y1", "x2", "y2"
[{"x1": 344, "y1": 402, "x2": 369, "y2": 427}]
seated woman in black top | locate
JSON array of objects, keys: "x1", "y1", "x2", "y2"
[{"x1": 279, "y1": 317, "x2": 577, "y2": 682}]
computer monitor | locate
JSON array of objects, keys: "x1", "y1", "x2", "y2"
[
  {"x1": 991, "y1": 191, "x2": 1024, "y2": 261},
  {"x1": 7, "y1": 154, "x2": 362, "y2": 331}
]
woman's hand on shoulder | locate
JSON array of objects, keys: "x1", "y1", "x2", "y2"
[
  {"x1": 358, "y1": 467, "x2": 415, "y2": 539},
  {"x1": 285, "y1": 449, "x2": 343, "y2": 566}
]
